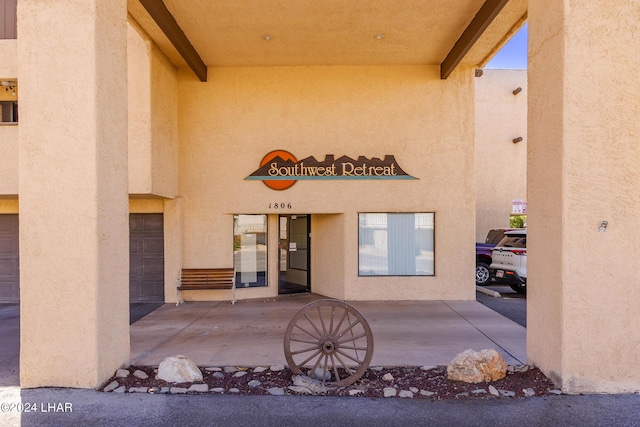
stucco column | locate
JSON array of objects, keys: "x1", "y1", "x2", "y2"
[
  {"x1": 527, "y1": 0, "x2": 640, "y2": 393},
  {"x1": 18, "y1": 0, "x2": 129, "y2": 388}
]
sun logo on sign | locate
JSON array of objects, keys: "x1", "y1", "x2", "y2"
[{"x1": 258, "y1": 150, "x2": 298, "y2": 191}]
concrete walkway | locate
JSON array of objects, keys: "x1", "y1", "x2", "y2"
[
  {"x1": 130, "y1": 293, "x2": 526, "y2": 368},
  {"x1": 3, "y1": 298, "x2": 640, "y2": 426}
]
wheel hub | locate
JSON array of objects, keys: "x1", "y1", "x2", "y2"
[{"x1": 321, "y1": 338, "x2": 336, "y2": 354}]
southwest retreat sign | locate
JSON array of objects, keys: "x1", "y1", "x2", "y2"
[{"x1": 246, "y1": 150, "x2": 417, "y2": 190}]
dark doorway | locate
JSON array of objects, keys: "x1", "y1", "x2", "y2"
[
  {"x1": 278, "y1": 215, "x2": 310, "y2": 294},
  {"x1": 129, "y1": 214, "x2": 164, "y2": 302}
]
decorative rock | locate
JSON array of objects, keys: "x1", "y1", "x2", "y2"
[
  {"x1": 103, "y1": 381, "x2": 119, "y2": 392},
  {"x1": 349, "y1": 389, "x2": 365, "y2": 396},
  {"x1": 248, "y1": 380, "x2": 262, "y2": 388},
  {"x1": 499, "y1": 390, "x2": 516, "y2": 397},
  {"x1": 471, "y1": 389, "x2": 487, "y2": 394},
  {"x1": 292, "y1": 375, "x2": 333, "y2": 394},
  {"x1": 229, "y1": 388, "x2": 240, "y2": 393},
  {"x1": 270, "y1": 365, "x2": 285, "y2": 372},
  {"x1": 455, "y1": 392, "x2": 469, "y2": 398},
  {"x1": 267, "y1": 387, "x2": 285, "y2": 396},
  {"x1": 253, "y1": 366, "x2": 268, "y2": 373},
  {"x1": 288, "y1": 386, "x2": 312, "y2": 394},
  {"x1": 233, "y1": 371, "x2": 248, "y2": 378},
  {"x1": 205, "y1": 367, "x2": 222, "y2": 372},
  {"x1": 148, "y1": 387, "x2": 161, "y2": 394},
  {"x1": 223, "y1": 366, "x2": 238, "y2": 374},
  {"x1": 420, "y1": 390, "x2": 435, "y2": 397},
  {"x1": 159, "y1": 387, "x2": 170, "y2": 394},
  {"x1": 128, "y1": 387, "x2": 148, "y2": 393},
  {"x1": 420, "y1": 366, "x2": 437, "y2": 372},
  {"x1": 382, "y1": 373, "x2": 394, "y2": 382},
  {"x1": 170, "y1": 387, "x2": 188, "y2": 394},
  {"x1": 211, "y1": 387, "x2": 225, "y2": 393},
  {"x1": 157, "y1": 355, "x2": 203, "y2": 383},
  {"x1": 188, "y1": 384, "x2": 209, "y2": 393},
  {"x1": 488, "y1": 385, "x2": 499, "y2": 396},
  {"x1": 550, "y1": 389, "x2": 562, "y2": 395},
  {"x1": 523, "y1": 388, "x2": 536, "y2": 397},
  {"x1": 507, "y1": 365, "x2": 530, "y2": 373},
  {"x1": 409, "y1": 387, "x2": 419, "y2": 393},
  {"x1": 116, "y1": 369, "x2": 130, "y2": 378},
  {"x1": 446, "y1": 349, "x2": 506, "y2": 383},
  {"x1": 113, "y1": 386, "x2": 127, "y2": 393},
  {"x1": 309, "y1": 367, "x2": 331, "y2": 381},
  {"x1": 212, "y1": 372, "x2": 225, "y2": 379},
  {"x1": 383, "y1": 387, "x2": 397, "y2": 397},
  {"x1": 399, "y1": 390, "x2": 414, "y2": 398},
  {"x1": 133, "y1": 370, "x2": 148, "y2": 379},
  {"x1": 370, "y1": 366, "x2": 384, "y2": 371}
]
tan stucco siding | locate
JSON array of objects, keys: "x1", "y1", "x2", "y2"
[
  {"x1": 0, "y1": 124, "x2": 18, "y2": 195},
  {"x1": 475, "y1": 69, "x2": 527, "y2": 241},
  {"x1": 528, "y1": 0, "x2": 640, "y2": 393},
  {"x1": 0, "y1": 39, "x2": 17, "y2": 77},
  {"x1": 177, "y1": 65, "x2": 475, "y2": 301},
  {"x1": 127, "y1": 20, "x2": 178, "y2": 198},
  {"x1": 0, "y1": 39, "x2": 18, "y2": 196}
]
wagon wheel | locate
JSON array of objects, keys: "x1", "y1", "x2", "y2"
[{"x1": 284, "y1": 299, "x2": 374, "y2": 386}]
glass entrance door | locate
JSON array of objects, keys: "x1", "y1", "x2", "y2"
[{"x1": 279, "y1": 215, "x2": 310, "y2": 294}]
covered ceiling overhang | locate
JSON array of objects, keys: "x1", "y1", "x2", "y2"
[{"x1": 127, "y1": 0, "x2": 527, "y2": 81}]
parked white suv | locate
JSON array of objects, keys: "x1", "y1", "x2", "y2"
[{"x1": 490, "y1": 229, "x2": 527, "y2": 293}]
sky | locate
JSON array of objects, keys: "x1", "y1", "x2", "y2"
[{"x1": 485, "y1": 23, "x2": 528, "y2": 69}]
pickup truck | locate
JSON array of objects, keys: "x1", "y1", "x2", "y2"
[{"x1": 475, "y1": 228, "x2": 514, "y2": 286}]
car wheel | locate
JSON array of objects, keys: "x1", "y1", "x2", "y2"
[
  {"x1": 475, "y1": 262, "x2": 491, "y2": 286},
  {"x1": 509, "y1": 283, "x2": 526, "y2": 294}
]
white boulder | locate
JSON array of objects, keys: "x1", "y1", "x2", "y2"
[{"x1": 157, "y1": 355, "x2": 203, "y2": 383}]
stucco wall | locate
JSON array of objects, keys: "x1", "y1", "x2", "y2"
[
  {"x1": 0, "y1": 124, "x2": 17, "y2": 195},
  {"x1": 18, "y1": 0, "x2": 129, "y2": 389},
  {"x1": 475, "y1": 69, "x2": 527, "y2": 241},
  {"x1": 0, "y1": 39, "x2": 18, "y2": 196},
  {"x1": 528, "y1": 0, "x2": 640, "y2": 393},
  {"x1": 177, "y1": 65, "x2": 475, "y2": 301},
  {"x1": 0, "y1": 39, "x2": 17, "y2": 77},
  {"x1": 127, "y1": 20, "x2": 178, "y2": 198}
]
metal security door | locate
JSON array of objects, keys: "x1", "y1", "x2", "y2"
[
  {"x1": 0, "y1": 215, "x2": 19, "y2": 302},
  {"x1": 129, "y1": 214, "x2": 165, "y2": 302}
]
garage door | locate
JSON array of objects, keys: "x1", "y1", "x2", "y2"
[
  {"x1": 0, "y1": 215, "x2": 19, "y2": 302},
  {"x1": 129, "y1": 214, "x2": 164, "y2": 302}
]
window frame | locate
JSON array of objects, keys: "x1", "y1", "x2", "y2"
[{"x1": 357, "y1": 212, "x2": 435, "y2": 277}]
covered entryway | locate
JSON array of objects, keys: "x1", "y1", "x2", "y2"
[
  {"x1": 279, "y1": 215, "x2": 311, "y2": 294},
  {"x1": 0, "y1": 215, "x2": 18, "y2": 302},
  {"x1": 129, "y1": 214, "x2": 164, "y2": 302}
]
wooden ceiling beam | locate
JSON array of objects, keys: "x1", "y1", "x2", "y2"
[
  {"x1": 440, "y1": 0, "x2": 510, "y2": 79},
  {"x1": 139, "y1": 0, "x2": 207, "y2": 82}
]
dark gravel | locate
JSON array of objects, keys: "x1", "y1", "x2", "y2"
[{"x1": 101, "y1": 365, "x2": 558, "y2": 400}]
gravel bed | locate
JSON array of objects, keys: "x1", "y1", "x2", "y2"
[{"x1": 100, "y1": 365, "x2": 559, "y2": 399}]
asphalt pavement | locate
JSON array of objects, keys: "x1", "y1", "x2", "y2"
[
  {"x1": 476, "y1": 284, "x2": 527, "y2": 327},
  {"x1": 5, "y1": 388, "x2": 640, "y2": 427}
]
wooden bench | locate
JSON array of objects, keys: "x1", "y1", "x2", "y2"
[{"x1": 176, "y1": 268, "x2": 236, "y2": 306}]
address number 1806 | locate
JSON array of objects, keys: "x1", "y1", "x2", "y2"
[{"x1": 269, "y1": 202, "x2": 292, "y2": 209}]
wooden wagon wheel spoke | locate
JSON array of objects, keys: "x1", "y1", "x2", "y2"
[
  {"x1": 289, "y1": 345, "x2": 322, "y2": 355},
  {"x1": 336, "y1": 332, "x2": 368, "y2": 344},
  {"x1": 335, "y1": 348, "x2": 364, "y2": 364},
  {"x1": 297, "y1": 349, "x2": 323, "y2": 368},
  {"x1": 284, "y1": 299, "x2": 374, "y2": 386},
  {"x1": 289, "y1": 337, "x2": 322, "y2": 345},
  {"x1": 294, "y1": 322, "x2": 321, "y2": 340}
]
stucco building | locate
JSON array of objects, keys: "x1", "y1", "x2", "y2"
[{"x1": 0, "y1": 0, "x2": 639, "y2": 395}]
